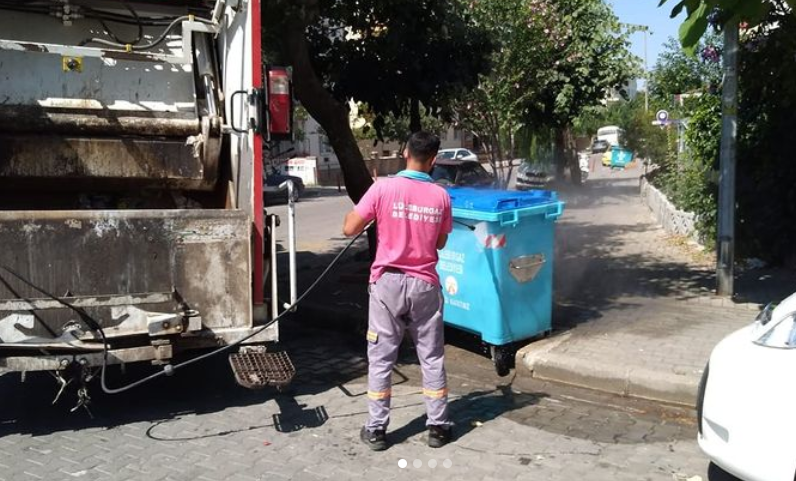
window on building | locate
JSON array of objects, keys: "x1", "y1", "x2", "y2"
[{"x1": 320, "y1": 135, "x2": 333, "y2": 154}]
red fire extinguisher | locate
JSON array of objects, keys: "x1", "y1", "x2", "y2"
[{"x1": 267, "y1": 66, "x2": 292, "y2": 140}]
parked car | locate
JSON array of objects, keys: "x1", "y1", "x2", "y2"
[
  {"x1": 264, "y1": 170, "x2": 304, "y2": 203},
  {"x1": 515, "y1": 162, "x2": 553, "y2": 191},
  {"x1": 437, "y1": 148, "x2": 479, "y2": 162},
  {"x1": 431, "y1": 159, "x2": 494, "y2": 187},
  {"x1": 591, "y1": 139, "x2": 611, "y2": 154},
  {"x1": 698, "y1": 291, "x2": 796, "y2": 481}
]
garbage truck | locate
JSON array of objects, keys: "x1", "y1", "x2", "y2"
[{"x1": 0, "y1": 0, "x2": 296, "y2": 407}]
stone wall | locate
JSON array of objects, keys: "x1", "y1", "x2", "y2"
[{"x1": 640, "y1": 176, "x2": 699, "y2": 243}]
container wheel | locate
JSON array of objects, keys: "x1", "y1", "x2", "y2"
[{"x1": 490, "y1": 345, "x2": 514, "y2": 377}]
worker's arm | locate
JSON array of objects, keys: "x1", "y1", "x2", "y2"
[
  {"x1": 343, "y1": 210, "x2": 369, "y2": 237},
  {"x1": 344, "y1": 183, "x2": 378, "y2": 237},
  {"x1": 438, "y1": 195, "x2": 453, "y2": 250},
  {"x1": 436, "y1": 232, "x2": 449, "y2": 250}
]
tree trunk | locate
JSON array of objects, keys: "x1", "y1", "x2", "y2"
[
  {"x1": 282, "y1": 16, "x2": 377, "y2": 260},
  {"x1": 409, "y1": 99, "x2": 422, "y2": 133},
  {"x1": 283, "y1": 19, "x2": 373, "y2": 204},
  {"x1": 555, "y1": 126, "x2": 581, "y2": 185}
]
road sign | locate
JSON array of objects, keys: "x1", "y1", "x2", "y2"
[{"x1": 656, "y1": 110, "x2": 669, "y2": 122}]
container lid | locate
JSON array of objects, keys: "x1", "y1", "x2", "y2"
[{"x1": 447, "y1": 188, "x2": 558, "y2": 213}]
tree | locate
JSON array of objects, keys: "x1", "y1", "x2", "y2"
[
  {"x1": 522, "y1": 0, "x2": 638, "y2": 184},
  {"x1": 453, "y1": 0, "x2": 637, "y2": 185},
  {"x1": 354, "y1": 104, "x2": 447, "y2": 145},
  {"x1": 657, "y1": 0, "x2": 794, "y2": 54},
  {"x1": 653, "y1": 0, "x2": 796, "y2": 264},
  {"x1": 262, "y1": 0, "x2": 492, "y2": 203},
  {"x1": 647, "y1": 35, "x2": 722, "y2": 101}
]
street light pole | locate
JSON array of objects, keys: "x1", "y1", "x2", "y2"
[
  {"x1": 622, "y1": 23, "x2": 652, "y2": 110},
  {"x1": 716, "y1": 20, "x2": 739, "y2": 297}
]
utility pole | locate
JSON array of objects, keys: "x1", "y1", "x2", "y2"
[
  {"x1": 624, "y1": 24, "x2": 652, "y2": 111},
  {"x1": 716, "y1": 21, "x2": 739, "y2": 297},
  {"x1": 643, "y1": 27, "x2": 649, "y2": 112}
]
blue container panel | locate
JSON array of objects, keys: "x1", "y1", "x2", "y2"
[
  {"x1": 437, "y1": 210, "x2": 557, "y2": 345},
  {"x1": 448, "y1": 188, "x2": 557, "y2": 212},
  {"x1": 610, "y1": 147, "x2": 633, "y2": 167}
]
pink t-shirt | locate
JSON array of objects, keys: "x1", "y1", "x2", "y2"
[{"x1": 355, "y1": 176, "x2": 452, "y2": 286}]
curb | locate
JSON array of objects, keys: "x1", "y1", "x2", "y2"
[{"x1": 516, "y1": 337, "x2": 699, "y2": 408}]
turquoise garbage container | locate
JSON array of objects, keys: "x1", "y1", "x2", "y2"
[
  {"x1": 610, "y1": 146, "x2": 634, "y2": 168},
  {"x1": 436, "y1": 188, "x2": 565, "y2": 375}
]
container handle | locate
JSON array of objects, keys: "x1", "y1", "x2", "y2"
[
  {"x1": 544, "y1": 202, "x2": 564, "y2": 220},
  {"x1": 496, "y1": 198, "x2": 519, "y2": 210},
  {"x1": 499, "y1": 210, "x2": 519, "y2": 227}
]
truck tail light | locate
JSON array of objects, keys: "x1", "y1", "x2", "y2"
[{"x1": 267, "y1": 67, "x2": 293, "y2": 140}]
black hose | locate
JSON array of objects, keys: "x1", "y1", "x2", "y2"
[
  {"x1": 454, "y1": 219, "x2": 476, "y2": 231},
  {"x1": 80, "y1": 15, "x2": 214, "y2": 51},
  {"x1": 2, "y1": 222, "x2": 371, "y2": 394},
  {"x1": 0, "y1": 2, "x2": 180, "y2": 26},
  {"x1": 96, "y1": 1, "x2": 143, "y2": 46},
  {"x1": 100, "y1": 222, "x2": 373, "y2": 394}
]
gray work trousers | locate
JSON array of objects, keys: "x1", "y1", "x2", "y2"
[{"x1": 365, "y1": 271, "x2": 450, "y2": 431}]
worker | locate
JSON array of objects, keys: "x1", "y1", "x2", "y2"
[{"x1": 343, "y1": 131, "x2": 453, "y2": 451}]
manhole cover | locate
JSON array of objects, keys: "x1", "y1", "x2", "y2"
[{"x1": 229, "y1": 349, "x2": 295, "y2": 390}]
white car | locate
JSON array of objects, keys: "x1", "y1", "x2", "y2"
[
  {"x1": 698, "y1": 291, "x2": 796, "y2": 481},
  {"x1": 437, "y1": 148, "x2": 478, "y2": 162}
]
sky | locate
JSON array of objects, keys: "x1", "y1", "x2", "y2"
[{"x1": 610, "y1": 0, "x2": 685, "y2": 84}]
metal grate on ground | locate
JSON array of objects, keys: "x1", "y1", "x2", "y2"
[{"x1": 229, "y1": 349, "x2": 296, "y2": 390}]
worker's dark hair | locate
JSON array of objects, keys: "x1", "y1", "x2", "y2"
[{"x1": 406, "y1": 131, "x2": 441, "y2": 164}]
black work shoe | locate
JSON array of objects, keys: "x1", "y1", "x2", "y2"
[
  {"x1": 360, "y1": 426, "x2": 388, "y2": 451},
  {"x1": 428, "y1": 425, "x2": 452, "y2": 448}
]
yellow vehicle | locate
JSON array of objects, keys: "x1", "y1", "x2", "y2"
[{"x1": 602, "y1": 150, "x2": 612, "y2": 166}]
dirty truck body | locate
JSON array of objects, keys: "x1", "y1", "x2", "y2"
[{"x1": 0, "y1": 0, "x2": 278, "y2": 376}]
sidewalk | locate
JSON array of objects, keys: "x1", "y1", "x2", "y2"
[
  {"x1": 518, "y1": 165, "x2": 777, "y2": 406},
  {"x1": 291, "y1": 165, "x2": 795, "y2": 407}
]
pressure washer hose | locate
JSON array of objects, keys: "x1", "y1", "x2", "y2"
[{"x1": 98, "y1": 223, "x2": 374, "y2": 394}]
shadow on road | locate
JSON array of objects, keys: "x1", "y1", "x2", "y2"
[
  {"x1": 707, "y1": 462, "x2": 742, "y2": 481},
  {"x1": 0, "y1": 322, "x2": 368, "y2": 439},
  {"x1": 388, "y1": 384, "x2": 548, "y2": 446}
]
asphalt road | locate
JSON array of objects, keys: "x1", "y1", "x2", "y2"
[{"x1": 267, "y1": 189, "x2": 355, "y2": 254}]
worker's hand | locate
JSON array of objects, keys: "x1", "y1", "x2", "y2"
[{"x1": 343, "y1": 210, "x2": 369, "y2": 237}]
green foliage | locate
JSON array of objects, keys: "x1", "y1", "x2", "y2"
[
  {"x1": 300, "y1": 0, "x2": 493, "y2": 138},
  {"x1": 263, "y1": 0, "x2": 493, "y2": 139},
  {"x1": 451, "y1": 0, "x2": 637, "y2": 171},
  {"x1": 293, "y1": 105, "x2": 310, "y2": 142},
  {"x1": 519, "y1": 0, "x2": 640, "y2": 129},
  {"x1": 647, "y1": 35, "x2": 722, "y2": 100},
  {"x1": 657, "y1": 0, "x2": 792, "y2": 54},
  {"x1": 734, "y1": 5, "x2": 796, "y2": 264},
  {"x1": 650, "y1": 1, "x2": 796, "y2": 263},
  {"x1": 354, "y1": 104, "x2": 446, "y2": 143},
  {"x1": 651, "y1": 94, "x2": 720, "y2": 247}
]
